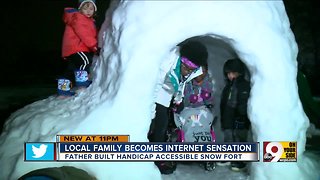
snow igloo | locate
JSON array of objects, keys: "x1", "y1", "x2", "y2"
[{"x1": 0, "y1": 1, "x2": 320, "y2": 180}]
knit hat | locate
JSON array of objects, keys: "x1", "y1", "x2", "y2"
[
  {"x1": 223, "y1": 58, "x2": 245, "y2": 75},
  {"x1": 78, "y1": 0, "x2": 97, "y2": 12},
  {"x1": 179, "y1": 41, "x2": 208, "y2": 68}
]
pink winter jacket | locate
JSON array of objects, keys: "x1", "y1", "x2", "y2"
[{"x1": 62, "y1": 8, "x2": 97, "y2": 58}]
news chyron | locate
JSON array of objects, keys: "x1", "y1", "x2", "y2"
[
  {"x1": 24, "y1": 135, "x2": 296, "y2": 162},
  {"x1": 25, "y1": 135, "x2": 259, "y2": 162}
]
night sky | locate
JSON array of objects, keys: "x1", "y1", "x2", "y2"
[
  {"x1": 2, "y1": 0, "x2": 110, "y2": 86},
  {"x1": 0, "y1": 0, "x2": 110, "y2": 125},
  {"x1": 1, "y1": 0, "x2": 319, "y2": 85}
]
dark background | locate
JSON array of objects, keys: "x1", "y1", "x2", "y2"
[
  {"x1": 0, "y1": 0, "x2": 111, "y2": 127},
  {"x1": 2, "y1": 0, "x2": 111, "y2": 86},
  {"x1": 0, "y1": 0, "x2": 319, "y2": 124}
]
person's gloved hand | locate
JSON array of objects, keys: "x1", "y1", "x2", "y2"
[
  {"x1": 234, "y1": 115, "x2": 249, "y2": 129},
  {"x1": 172, "y1": 102, "x2": 184, "y2": 114},
  {"x1": 205, "y1": 104, "x2": 213, "y2": 109},
  {"x1": 94, "y1": 47, "x2": 101, "y2": 56},
  {"x1": 239, "y1": 115, "x2": 248, "y2": 123}
]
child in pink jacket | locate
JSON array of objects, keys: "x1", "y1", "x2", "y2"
[{"x1": 58, "y1": 0, "x2": 98, "y2": 96}]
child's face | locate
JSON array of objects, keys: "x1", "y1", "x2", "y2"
[
  {"x1": 194, "y1": 67, "x2": 207, "y2": 83},
  {"x1": 227, "y1": 71, "x2": 239, "y2": 81},
  {"x1": 80, "y1": 2, "x2": 95, "y2": 18},
  {"x1": 181, "y1": 63, "x2": 197, "y2": 77}
]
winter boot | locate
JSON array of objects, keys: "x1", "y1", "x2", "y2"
[
  {"x1": 200, "y1": 161, "x2": 216, "y2": 171},
  {"x1": 74, "y1": 70, "x2": 92, "y2": 88},
  {"x1": 216, "y1": 161, "x2": 231, "y2": 166},
  {"x1": 57, "y1": 78, "x2": 75, "y2": 97},
  {"x1": 231, "y1": 162, "x2": 246, "y2": 171},
  {"x1": 155, "y1": 161, "x2": 177, "y2": 174}
]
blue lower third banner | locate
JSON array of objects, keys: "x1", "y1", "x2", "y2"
[
  {"x1": 25, "y1": 143, "x2": 56, "y2": 161},
  {"x1": 56, "y1": 142, "x2": 259, "y2": 162}
]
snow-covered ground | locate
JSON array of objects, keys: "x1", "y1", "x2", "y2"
[
  {"x1": 1, "y1": 1, "x2": 320, "y2": 180},
  {"x1": 162, "y1": 163, "x2": 248, "y2": 180},
  {"x1": 1, "y1": 87, "x2": 319, "y2": 179}
]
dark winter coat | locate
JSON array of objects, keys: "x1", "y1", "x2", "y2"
[
  {"x1": 62, "y1": 8, "x2": 97, "y2": 58},
  {"x1": 220, "y1": 76, "x2": 250, "y2": 130},
  {"x1": 297, "y1": 71, "x2": 320, "y2": 128}
]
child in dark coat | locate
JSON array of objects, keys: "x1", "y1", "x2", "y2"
[{"x1": 219, "y1": 58, "x2": 251, "y2": 171}]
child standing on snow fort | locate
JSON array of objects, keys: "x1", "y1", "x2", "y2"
[{"x1": 58, "y1": 0, "x2": 98, "y2": 96}]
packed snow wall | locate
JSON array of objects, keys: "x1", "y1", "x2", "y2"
[{"x1": 0, "y1": 1, "x2": 319, "y2": 180}]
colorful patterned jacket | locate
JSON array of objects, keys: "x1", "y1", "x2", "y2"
[
  {"x1": 183, "y1": 75, "x2": 214, "y2": 108},
  {"x1": 155, "y1": 48, "x2": 204, "y2": 107}
]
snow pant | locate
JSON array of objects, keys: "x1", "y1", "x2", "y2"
[
  {"x1": 63, "y1": 52, "x2": 93, "y2": 84},
  {"x1": 223, "y1": 128, "x2": 248, "y2": 142},
  {"x1": 149, "y1": 103, "x2": 169, "y2": 142},
  {"x1": 224, "y1": 128, "x2": 250, "y2": 168}
]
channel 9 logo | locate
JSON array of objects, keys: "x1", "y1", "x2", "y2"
[{"x1": 263, "y1": 142, "x2": 297, "y2": 162}]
